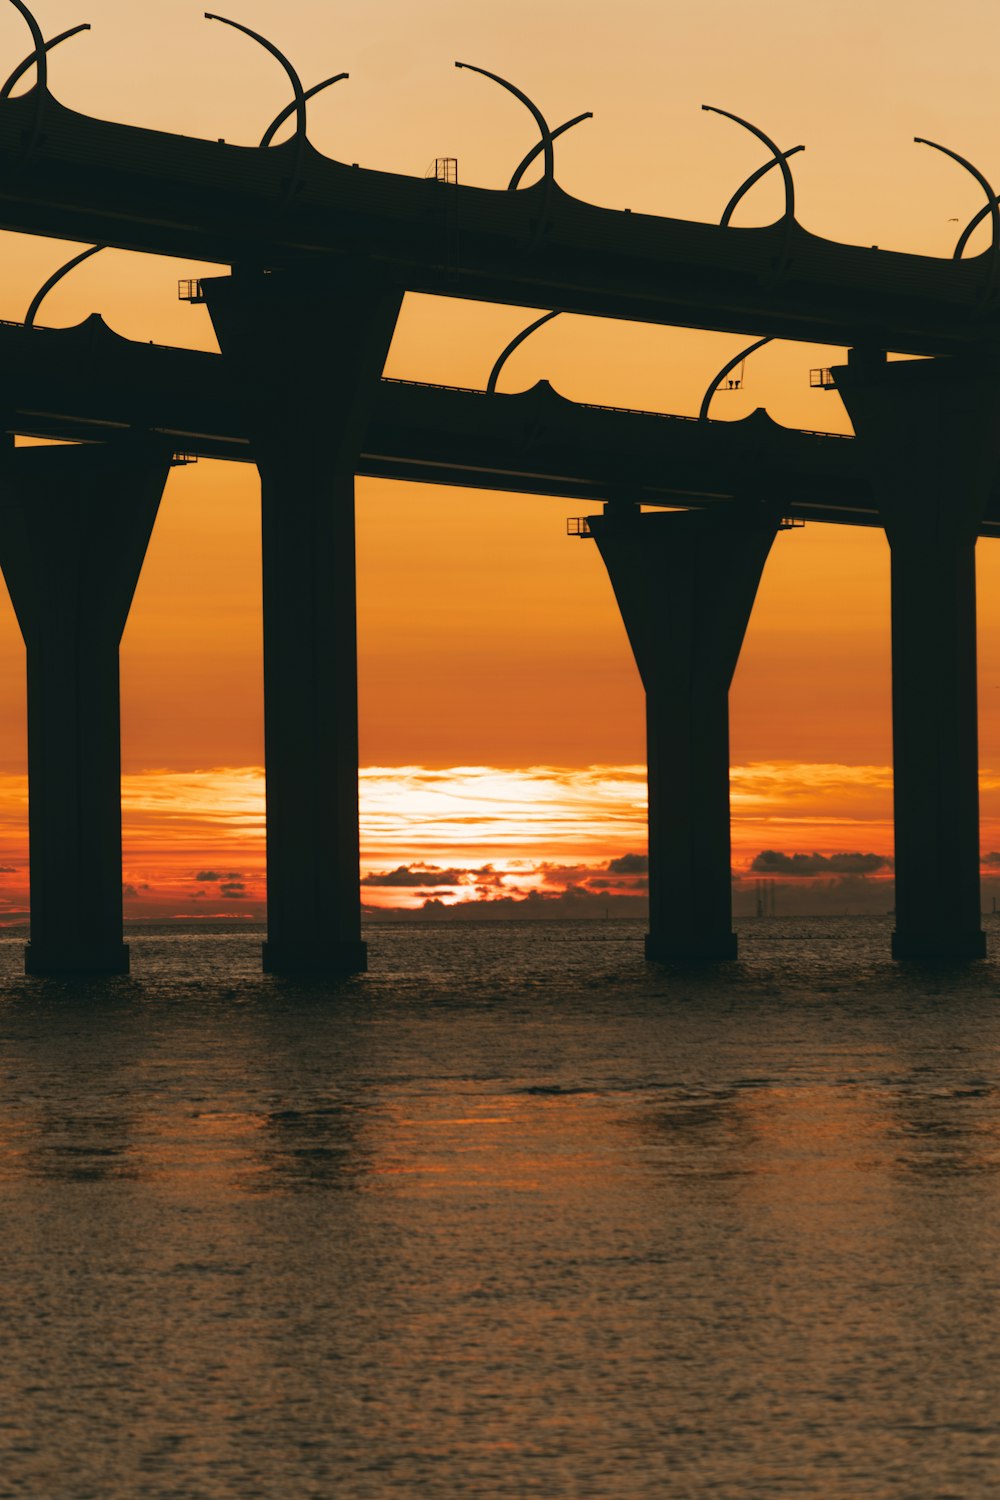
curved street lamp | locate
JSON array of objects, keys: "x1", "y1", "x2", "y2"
[
  {"x1": 456, "y1": 62, "x2": 560, "y2": 247},
  {"x1": 703, "y1": 106, "x2": 796, "y2": 221},
  {"x1": 698, "y1": 335, "x2": 772, "y2": 422},
  {"x1": 953, "y1": 202, "x2": 996, "y2": 261},
  {"x1": 486, "y1": 310, "x2": 560, "y2": 394},
  {"x1": 25, "y1": 243, "x2": 105, "y2": 327},
  {"x1": 704, "y1": 107, "x2": 799, "y2": 278},
  {"x1": 205, "y1": 13, "x2": 307, "y2": 195},
  {"x1": 916, "y1": 137, "x2": 1000, "y2": 302},
  {"x1": 456, "y1": 62, "x2": 555, "y2": 186}
]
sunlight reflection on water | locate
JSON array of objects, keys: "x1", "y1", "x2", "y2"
[{"x1": 1, "y1": 917, "x2": 1000, "y2": 1496}]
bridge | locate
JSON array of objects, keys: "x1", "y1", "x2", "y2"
[{"x1": 0, "y1": 3, "x2": 997, "y2": 971}]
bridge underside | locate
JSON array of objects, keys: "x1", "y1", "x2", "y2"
[{"x1": 8, "y1": 315, "x2": 1000, "y2": 538}]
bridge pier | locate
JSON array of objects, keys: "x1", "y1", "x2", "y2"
[
  {"x1": 589, "y1": 504, "x2": 778, "y2": 961},
  {"x1": 203, "y1": 266, "x2": 403, "y2": 976},
  {"x1": 0, "y1": 441, "x2": 169, "y2": 975},
  {"x1": 835, "y1": 352, "x2": 1000, "y2": 961}
]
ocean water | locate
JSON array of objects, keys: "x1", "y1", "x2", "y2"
[{"x1": 2, "y1": 915, "x2": 1000, "y2": 1498}]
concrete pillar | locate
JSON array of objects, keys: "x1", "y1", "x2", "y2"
[
  {"x1": 835, "y1": 352, "x2": 1000, "y2": 960},
  {"x1": 0, "y1": 441, "x2": 169, "y2": 975},
  {"x1": 202, "y1": 265, "x2": 403, "y2": 976},
  {"x1": 589, "y1": 504, "x2": 778, "y2": 961}
]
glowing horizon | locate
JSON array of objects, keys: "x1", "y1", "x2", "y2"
[{"x1": 0, "y1": 758, "x2": 994, "y2": 921}]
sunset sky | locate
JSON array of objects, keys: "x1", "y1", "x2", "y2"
[{"x1": 0, "y1": 0, "x2": 1000, "y2": 918}]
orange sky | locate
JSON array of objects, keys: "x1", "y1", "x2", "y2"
[{"x1": 1, "y1": 1, "x2": 1000, "y2": 915}]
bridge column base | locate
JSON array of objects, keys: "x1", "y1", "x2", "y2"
[
  {"x1": 25, "y1": 942, "x2": 130, "y2": 977},
  {"x1": 262, "y1": 939, "x2": 368, "y2": 976},
  {"x1": 891, "y1": 929, "x2": 986, "y2": 962},
  {"x1": 645, "y1": 932, "x2": 737, "y2": 963}
]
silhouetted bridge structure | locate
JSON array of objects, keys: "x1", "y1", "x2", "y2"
[{"x1": 0, "y1": 3, "x2": 998, "y2": 971}]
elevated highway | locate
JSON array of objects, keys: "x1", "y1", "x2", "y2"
[{"x1": 0, "y1": 88, "x2": 996, "y2": 355}]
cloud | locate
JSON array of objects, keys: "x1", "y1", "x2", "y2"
[
  {"x1": 731, "y1": 762, "x2": 894, "y2": 801},
  {"x1": 365, "y1": 887, "x2": 649, "y2": 921},
  {"x1": 360, "y1": 855, "x2": 654, "y2": 909},
  {"x1": 749, "y1": 850, "x2": 891, "y2": 877},
  {"x1": 361, "y1": 865, "x2": 468, "y2": 888},
  {"x1": 195, "y1": 870, "x2": 223, "y2": 883},
  {"x1": 219, "y1": 881, "x2": 246, "y2": 898},
  {"x1": 587, "y1": 875, "x2": 648, "y2": 892},
  {"x1": 0, "y1": 865, "x2": 16, "y2": 873},
  {"x1": 983, "y1": 853, "x2": 1000, "y2": 867},
  {"x1": 122, "y1": 883, "x2": 139, "y2": 898}
]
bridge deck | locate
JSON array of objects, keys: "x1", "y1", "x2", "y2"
[{"x1": 0, "y1": 88, "x2": 995, "y2": 356}]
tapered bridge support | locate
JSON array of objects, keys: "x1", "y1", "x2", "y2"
[
  {"x1": 0, "y1": 441, "x2": 170, "y2": 975},
  {"x1": 589, "y1": 505, "x2": 778, "y2": 962},
  {"x1": 203, "y1": 265, "x2": 403, "y2": 977},
  {"x1": 835, "y1": 352, "x2": 1000, "y2": 961}
]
